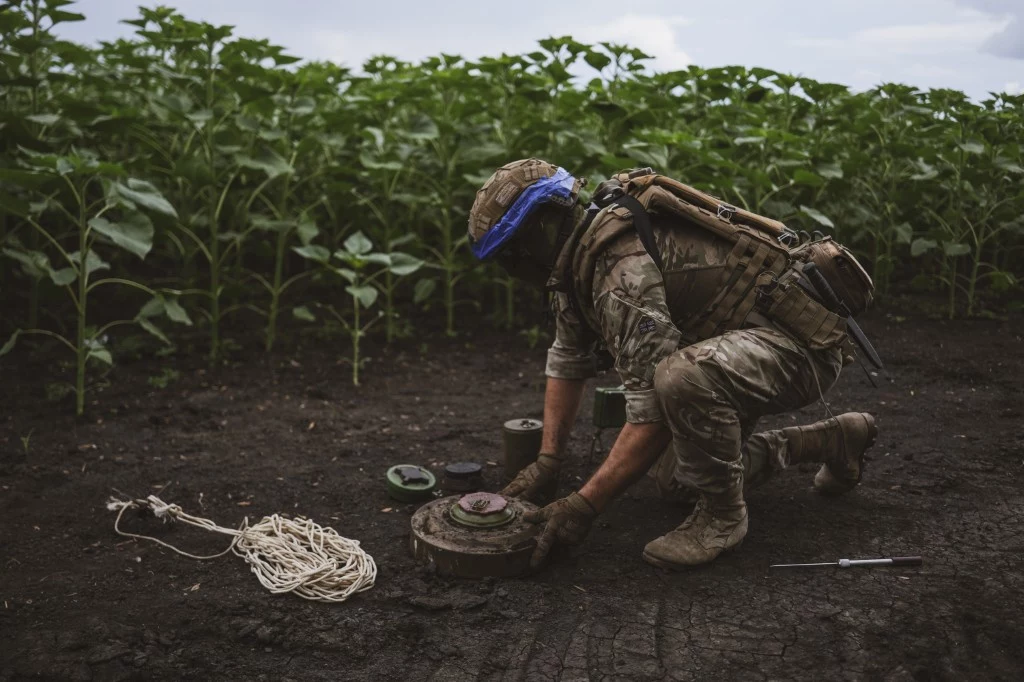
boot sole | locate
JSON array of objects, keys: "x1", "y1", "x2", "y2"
[{"x1": 641, "y1": 538, "x2": 744, "y2": 571}]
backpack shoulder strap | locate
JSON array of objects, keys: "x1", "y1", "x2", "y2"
[{"x1": 608, "y1": 193, "x2": 663, "y2": 271}]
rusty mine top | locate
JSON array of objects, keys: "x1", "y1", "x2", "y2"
[{"x1": 456, "y1": 492, "x2": 508, "y2": 516}]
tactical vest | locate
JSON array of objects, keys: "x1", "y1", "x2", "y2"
[{"x1": 568, "y1": 169, "x2": 875, "y2": 352}]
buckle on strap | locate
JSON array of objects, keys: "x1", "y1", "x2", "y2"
[{"x1": 716, "y1": 203, "x2": 737, "y2": 221}]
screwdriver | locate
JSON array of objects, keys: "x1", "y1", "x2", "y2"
[{"x1": 770, "y1": 556, "x2": 923, "y2": 569}]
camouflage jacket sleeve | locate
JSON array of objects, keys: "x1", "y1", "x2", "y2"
[
  {"x1": 545, "y1": 292, "x2": 599, "y2": 381},
  {"x1": 593, "y1": 235, "x2": 682, "y2": 423}
]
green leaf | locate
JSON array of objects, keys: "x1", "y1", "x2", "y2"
[
  {"x1": 995, "y1": 158, "x2": 1024, "y2": 174},
  {"x1": 344, "y1": 231, "x2": 373, "y2": 256},
  {"x1": 136, "y1": 317, "x2": 170, "y2": 345},
  {"x1": 389, "y1": 252, "x2": 424, "y2": 276},
  {"x1": 335, "y1": 267, "x2": 357, "y2": 283},
  {"x1": 293, "y1": 305, "x2": 317, "y2": 322},
  {"x1": 138, "y1": 296, "x2": 165, "y2": 319},
  {"x1": 943, "y1": 242, "x2": 971, "y2": 257},
  {"x1": 894, "y1": 223, "x2": 913, "y2": 245},
  {"x1": 584, "y1": 50, "x2": 612, "y2": 71},
  {"x1": 799, "y1": 205, "x2": 834, "y2": 228},
  {"x1": 816, "y1": 163, "x2": 844, "y2": 180},
  {"x1": 793, "y1": 170, "x2": 825, "y2": 187},
  {"x1": 413, "y1": 278, "x2": 436, "y2": 304},
  {"x1": 114, "y1": 179, "x2": 178, "y2": 218},
  {"x1": 346, "y1": 285, "x2": 378, "y2": 309},
  {"x1": 388, "y1": 233, "x2": 417, "y2": 249},
  {"x1": 152, "y1": 93, "x2": 193, "y2": 114},
  {"x1": 251, "y1": 215, "x2": 293, "y2": 232},
  {"x1": 26, "y1": 113, "x2": 60, "y2": 126},
  {"x1": 50, "y1": 267, "x2": 77, "y2": 286},
  {"x1": 3, "y1": 247, "x2": 50, "y2": 279},
  {"x1": 164, "y1": 298, "x2": 193, "y2": 326},
  {"x1": 0, "y1": 168, "x2": 51, "y2": 187},
  {"x1": 910, "y1": 238, "x2": 937, "y2": 257},
  {"x1": 292, "y1": 244, "x2": 330, "y2": 262},
  {"x1": 363, "y1": 126, "x2": 385, "y2": 149},
  {"x1": 235, "y1": 148, "x2": 294, "y2": 178},
  {"x1": 0, "y1": 190, "x2": 30, "y2": 218},
  {"x1": 186, "y1": 109, "x2": 214, "y2": 126},
  {"x1": 359, "y1": 152, "x2": 402, "y2": 171},
  {"x1": 69, "y1": 249, "x2": 110, "y2": 275},
  {"x1": 733, "y1": 136, "x2": 765, "y2": 146},
  {"x1": 989, "y1": 270, "x2": 1018, "y2": 292},
  {"x1": 89, "y1": 213, "x2": 154, "y2": 260},
  {"x1": 405, "y1": 115, "x2": 439, "y2": 141},
  {"x1": 362, "y1": 253, "x2": 392, "y2": 266},
  {"x1": 957, "y1": 141, "x2": 985, "y2": 155},
  {"x1": 87, "y1": 347, "x2": 112, "y2": 365},
  {"x1": 296, "y1": 219, "x2": 319, "y2": 246},
  {"x1": 1, "y1": 330, "x2": 20, "y2": 357}
]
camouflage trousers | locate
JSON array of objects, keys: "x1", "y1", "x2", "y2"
[{"x1": 650, "y1": 326, "x2": 845, "y2": 497}]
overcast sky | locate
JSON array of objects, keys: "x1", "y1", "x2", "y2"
[{"x1": 56, "y1": 0, "x2": 1023, "y2": 99}]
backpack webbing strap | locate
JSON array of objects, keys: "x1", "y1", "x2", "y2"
[{"x1": 610, "y1": 194, "x2": 664, "y2": 272}]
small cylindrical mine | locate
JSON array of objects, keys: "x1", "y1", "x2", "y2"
[
  {"x1": 443, "y1": 462, "x2": 484, "y2": 493},
  {"x1": 502, "y1": 418, "x2": 543, "y2": 480}
]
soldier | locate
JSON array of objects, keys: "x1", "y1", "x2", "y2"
[{"x1": 468, "y1": 159, "x2": 880, "y2": 570}]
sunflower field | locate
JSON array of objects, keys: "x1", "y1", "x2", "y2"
[{"x1": 2, "y1": 1, "x2": 1022, "y2": 412}]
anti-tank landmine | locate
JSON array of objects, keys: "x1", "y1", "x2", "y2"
[{"x1": 410, "y1": 492, "x2": 541, "y2": 578}]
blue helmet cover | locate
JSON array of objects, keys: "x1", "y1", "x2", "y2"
[{"x1": 471, "y1": 167, "x2": 576, "y2": 260}]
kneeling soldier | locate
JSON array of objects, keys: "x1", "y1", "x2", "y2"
[{"x1": 468, "y1": 159, "x2": 880, "y2": 570}]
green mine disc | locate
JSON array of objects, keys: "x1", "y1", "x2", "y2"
[
  {"x1": 386, "y1": 464, "x2": 437, "y2": 503},
  {"x1": 448, "y1": 492, "x2": 516, "y2": 528}
]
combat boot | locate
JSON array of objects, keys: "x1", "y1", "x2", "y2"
[
  {"x1": 781, "y1": 412, "x2": 877, "y2": 496},
  {"x1": 641, "y1": 487, "x2": 748, "y2": 569}
]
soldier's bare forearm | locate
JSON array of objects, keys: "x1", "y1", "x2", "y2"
[
  {"x1": 579, "y1": 422, "x2": 671, "y2": 512},
  {"x1": 541, "y1": 377, "x2": 586, "y2": 456}
]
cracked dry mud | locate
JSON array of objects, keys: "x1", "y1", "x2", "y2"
[{"x1": 1, "y1": 310, "x2": 1022, "y2": 681}]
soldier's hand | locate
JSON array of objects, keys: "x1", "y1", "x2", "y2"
[
  {"x1": 523, "y1": 492, "x2": 597, "y2": 568},
  {"x1": 499, "y1": 453, "x2": 562, "y2": 502}
]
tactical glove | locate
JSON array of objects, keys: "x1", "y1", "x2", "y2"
[
  {"x1": 523, "y1": 492, "x2": 598, "y2": 568},
  {"x1": 499, "y1": 453, "x2": 562, "y2": 502}
]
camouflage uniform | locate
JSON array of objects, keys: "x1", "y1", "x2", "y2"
[{"x1": 546, "y1": 216, "x2": 846, "y2": 496}]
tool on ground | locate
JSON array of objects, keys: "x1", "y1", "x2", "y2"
[
  {"x1": 106, "y1": 495, "x2": 376, "y2": 602},
  {"x1": 770, "y1": 556, "x2": 922, "y2": 569}
]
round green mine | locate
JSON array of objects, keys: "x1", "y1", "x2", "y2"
[{"x1": 386, "y1": 464, "x2": 437, "y2": 502}]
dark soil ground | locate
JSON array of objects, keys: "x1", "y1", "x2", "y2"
[{"x1": 1, "y1": 308, "x2": 1023, "y2": 681}]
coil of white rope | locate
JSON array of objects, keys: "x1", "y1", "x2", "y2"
[{"x1": 107, "y1": 495, "x2": 376, "y2": 603}]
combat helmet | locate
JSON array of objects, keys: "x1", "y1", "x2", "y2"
[{"x1": 468, "y1": 159, "x2": 586, "y2": 287}]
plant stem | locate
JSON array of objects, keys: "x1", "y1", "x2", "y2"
[
  {"x1": 967, "y1": 237, "x2": 983, "y2": 317},
  {"x1": 948, "y1": 257, "x2": 958, "y2": 320},
  {"x1": 266, "y1": 228, "x2": 287, "y2": 352},
  {"x1": 352, "y1": 298, "x2": 360, "y2": 386},
  {"x1": 75, "y1": 187, "x2": 87, "y2": 417},
  {"x1": 205, "y1": 38, "x2": 220, "y2": 366}
]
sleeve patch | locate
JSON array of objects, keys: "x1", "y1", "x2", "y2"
[{"x1": 637, "y1": 318, "x2": 657, "y2": 334}]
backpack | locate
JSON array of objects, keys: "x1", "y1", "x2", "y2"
[{"x1": 570, "y1": 168, "x2": 876, "y2": 357}]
